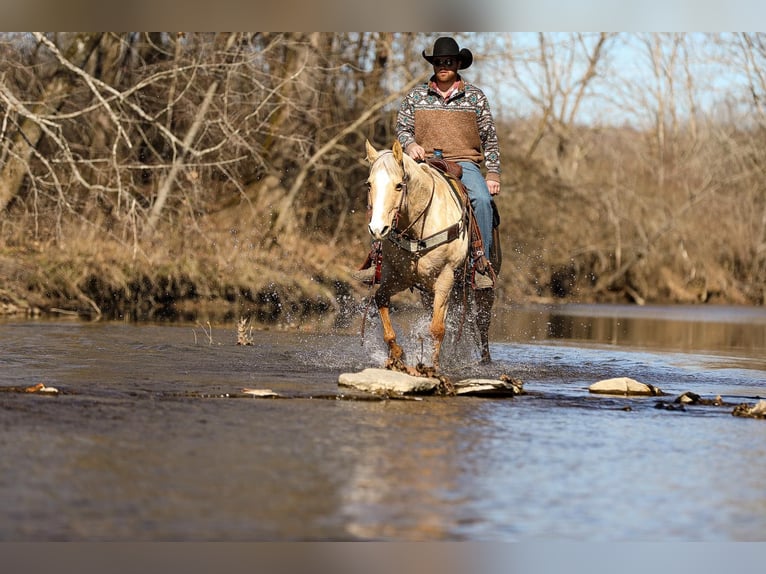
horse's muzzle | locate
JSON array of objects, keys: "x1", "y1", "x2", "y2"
[{"x1": 368, "y1": 223, "x2": 390, "y2": 240}]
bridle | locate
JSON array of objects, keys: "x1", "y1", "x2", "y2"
[{"x1": 368, "y1": 151, "x2": 430, "y2": 233}]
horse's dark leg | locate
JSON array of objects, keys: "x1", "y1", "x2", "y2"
[
  {"x1": 474, "y1": 288, "x2": 495, "y2": 363},
  {"x1": 420, "y1": 290, "x2": 434, "y2": 313}
]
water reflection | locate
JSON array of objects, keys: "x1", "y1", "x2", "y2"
[
  {"x1": 490, "y1": 304, "x2": 766, "y2": 358},
  {"x1": 340, "y1": 401, "x2": 472, "y2": 540}
]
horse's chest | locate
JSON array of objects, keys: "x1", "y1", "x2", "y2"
[{"x1": 385, "y1": 247, "x2": 453, "y2": 279}]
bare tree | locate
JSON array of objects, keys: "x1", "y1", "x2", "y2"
[
  {"x1": 0, "y1": 33, "x2": 103, "y2": 212},
  {"x1": 506, "y1": 32, "x2": 615, "y2": 180}
]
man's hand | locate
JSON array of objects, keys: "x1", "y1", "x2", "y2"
[
  {"x1": 487, "y1": 180, "x2": 500, "y2": 196},
  {"x1": 406, "y1": 143, "x2": 426, "y2": 161}
]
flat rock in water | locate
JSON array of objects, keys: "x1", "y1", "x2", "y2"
[
  {"x1": 242, "y1": 388, "x2": 280, "y2": 397},
  {"x1": 752, "y1": 400, "x2": 766, "y2": 416},
  {"x1": 589, "y1": 377, "x2": 663, "y2": 396},
  {"x1": 338, "y1": 370, "x2": 522, "y2": 397},
  {"x1": 733, "y1": 399, "x2": 766, "y2": 419},
  {"x1": 338, "y1": 368, "x2": 438, "y2": 395},
  {"x1": 454, "y1": 378, "x2": 523, "y2": 397}
]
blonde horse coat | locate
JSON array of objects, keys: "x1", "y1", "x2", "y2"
[{"x1": 365, "y1": 140, "x2": 470, "y2": 369}]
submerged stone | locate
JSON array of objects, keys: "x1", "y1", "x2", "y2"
[
  {"x1": 242, "y1": 388, "x2": 280, "y2": 397},
  {"x1": 676, "y1": 391, "x2": 701, "y2": 404},
  {"x1": 589, "y1": 377, "x2": 663, "y2": 396},
  {"x1": 674, "y1": 392, "x2": 726, "y2": 406},
  {"x1": 453, "y1": 378, "x2": 523, "y2": 397}
]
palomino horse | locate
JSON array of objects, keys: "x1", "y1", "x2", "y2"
[{"x1": 364, "y1": 139, "x2": 496, "y2": 369}]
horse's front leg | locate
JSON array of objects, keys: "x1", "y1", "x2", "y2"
[
  {"x1": 375, "y1": 289, "x2": 405, "y2": 366},
  {"x1": 429, "y1": 274, "x2": 456, "y2": 370}
]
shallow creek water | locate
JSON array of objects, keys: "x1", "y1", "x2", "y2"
[{"x1": 1, "y1": 304, "x2": 765, "y2": 541}]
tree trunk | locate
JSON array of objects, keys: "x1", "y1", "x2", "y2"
[{"x1": 0, "y1": 34, "x2": 102, "y2": 212}]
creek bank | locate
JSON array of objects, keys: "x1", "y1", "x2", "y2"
[{"x1": 0, "y1": 250, "x2": 359, "y2": 324}]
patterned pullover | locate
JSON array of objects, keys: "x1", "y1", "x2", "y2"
[{"x1": 396, "y1": 76, "x2": 501, "y2": 183}]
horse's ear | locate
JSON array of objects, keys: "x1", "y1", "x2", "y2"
[
  {"x1": 392, "y1": 140, "x2": 403, "y2": 163},
  {"x1": 365, "y1": 139, "x2": 378, "y2": 164}
]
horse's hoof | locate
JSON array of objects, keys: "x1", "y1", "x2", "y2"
[
  {"x1": 385, "y1": 357, "x2": 408, "y2": 372},
  {"x1": 479, "y1": 354, "x2": 491, "y2": 365},
  {"x1": 390, "y1": 347, "x2": 405, "y2": 362},
  {"x1": 416, "y1": 363, "x2": 439, "y2": 378}
]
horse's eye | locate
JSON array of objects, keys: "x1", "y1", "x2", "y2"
[
  {"x1": 364, "y1": 181, "x2": 371, "y2": 189},
  {"x1": 395, "y1": 182, "x2": 404, "y2": 191}
]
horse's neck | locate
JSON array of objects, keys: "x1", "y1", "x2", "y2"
[{"x1": 399, "y1": 167, "x2": 460, "y2": 234}]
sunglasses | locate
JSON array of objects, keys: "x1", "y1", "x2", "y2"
[{"x1": 432, "y1": 57, "x2": 456, "y2": 67}]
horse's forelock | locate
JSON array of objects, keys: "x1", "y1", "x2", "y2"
[{"x1": 371, "y1": 150, "x2": 404, "y2": 182}]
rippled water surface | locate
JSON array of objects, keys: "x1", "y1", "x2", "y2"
[{"x1": 1, "y1": 304, "x2": 765, "y2": 541}]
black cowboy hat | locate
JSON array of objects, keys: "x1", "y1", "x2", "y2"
[{"x1": 422, "y1": 36, "x2": 473, "y2": 70}]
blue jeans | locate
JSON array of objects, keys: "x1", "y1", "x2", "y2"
[{"x1": 458, "y1": 161, "x2": 493, "y2": 259}]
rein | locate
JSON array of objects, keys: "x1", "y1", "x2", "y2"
[
  {"x1": 359, "y1": 240, "x2": 382, "y2": 340},
  {"x1": 394, "y1": 169, "x2": 431, "y2": 239}
]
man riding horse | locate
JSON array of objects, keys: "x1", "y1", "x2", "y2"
[
  {"x1": 356, "y1": 35, "x2": 501, "y2": 290},
  {"x1": 398, "y1": 35, "x2": 501, "y2": 286},
  {"x1": 357, "y1": 36, "x2": 502, "y2": 366}
]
